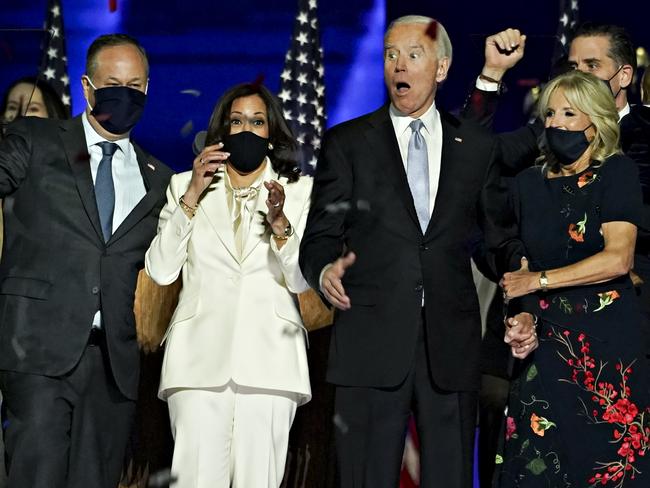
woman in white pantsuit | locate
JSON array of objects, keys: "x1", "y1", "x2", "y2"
[{"x1": 145, "y1": 83, "x2": 312, "y2": 488}]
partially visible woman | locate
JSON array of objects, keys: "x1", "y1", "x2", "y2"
[
  {"x1": 145, "y1": 83, "x2": 312, "y2": 488},
  {"x1": 1, "y1": 76, "x2": 68, "y2": 127},
  {"x1": 0, "y1": 75, "x2": 68, "y2": 487},
  {"x1": 499, "y1": 70, "x2": 650, "y2": 487}
]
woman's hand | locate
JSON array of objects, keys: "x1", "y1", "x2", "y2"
[
  {"x1": 264, "y1": 180, "x2": 289, "y2": 234},
  {"x1": 504, "y1": 312, "x2": 539, "y2": 359},
  {"x1": 183, "y1": 143, "x2": 230, "y2": 206},
  {"x1": 501, "y1": 257, "x2": 539, "y2": 299}
]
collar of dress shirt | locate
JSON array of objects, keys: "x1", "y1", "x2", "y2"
[
  {"x1": 618, "y1": 103, "x2": 631, "y2": 121},
  {"x1": 81, "y1": 111, "x2": 131, "y2": 154},
  {"x1": 389, "y1": 101, "x2": 439, "y2": 139}
]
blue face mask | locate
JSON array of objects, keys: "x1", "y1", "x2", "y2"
[
  {"x1": 545, "y1": 125, "x2": 593, "y2": 166},
  {"x1": 86, "y1": 77, "x2": 147, "y2": 135}
]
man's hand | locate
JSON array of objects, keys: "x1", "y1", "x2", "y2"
[
  {"x1": 504, "y1": 312, "x2": 538, "y2": 359},
  {"x1": 482, "y1": 28, "x2": 526, "y2": 81},
  {"x1": 501, "y1": 257, "x2": 538, "y2": 299},
  {"x1": 321, "y1": 252, "x2": 356, "y2": 310}
]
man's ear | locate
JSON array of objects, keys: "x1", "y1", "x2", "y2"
[
  {"x1": 81, "y1": 75, "x2": 92, "y2": 104},
  {"x1": 436, "y1": 57, "x2": 450, "y2": 83},
  {"x1": 619, "y1": 64, "x2": 634, "y2": 89}
]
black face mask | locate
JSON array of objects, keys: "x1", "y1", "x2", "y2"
[
  {"x1": 600, "y1": 65, "x2": 623, "y2": 99},
  {"x1": 545, "y1": 125, "x2": 592, "y2": 166},
  {"x1": 88, "y1": 81, "x2": 147, "y2": 135},
  {"x1": 222, "y1": 131, "x2": 269, "y2": 173}
]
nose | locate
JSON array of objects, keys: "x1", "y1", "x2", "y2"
[
  {"x1": 545, "y1": 114, "x2": 560, "y2": 129},
  {"x1": 394, "y1": 54, "x2": 406, "y2": 72}
]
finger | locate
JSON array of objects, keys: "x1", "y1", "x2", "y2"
[
  {"x1": 203, "y1": 142, "x2": 225, "y2": 152},
  {"x1": 324, "y1": 280, "x2": 350, "y2": 309},
  {"x1": 504, "y1": 28, "x2": 521, "y2": 48},
  {"x1": 517, "y1": 34, "x2": 527, "y2": 53},
  {"x1": 492, "y1": 32, "x2": 509, "y2": 51},
  {"x1": 520, "y1": 256, "x2": 529, "y2": 271},
  {"x1": 323, "y1": 288, "x2": 349, "y2": 311},
  {"x1": 201, "y1": 152, "x2": 230, "y2": 163},
  {"x1": 340, "y1": 252, "x2": 356, "y2": 270}
]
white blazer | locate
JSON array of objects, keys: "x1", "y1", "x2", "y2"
[{"x1": 145, "y1": 162, "x2": 312, "y2": 404}]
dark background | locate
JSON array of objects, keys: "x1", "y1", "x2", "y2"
[{"x1": 1, "y1": 0, "x2": 649, "y2": 171}]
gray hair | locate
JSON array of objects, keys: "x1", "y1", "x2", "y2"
[{"x1": 385, "y1": 15, "x2": 453, "y2": 65}]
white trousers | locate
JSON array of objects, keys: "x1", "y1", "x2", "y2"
[{"x1": 167, "y1": 382, "x2": 298, "y2": 488}]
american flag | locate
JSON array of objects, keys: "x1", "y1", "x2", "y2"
[
  {"x1": 279, "y1": 0, "x2": 326, "y2": 175},
  {"x1": 551, "y1": 0, "x2": 580, "y2": 71},
  {"x1": 39, "y1": 0, "x2": 71, "y2": 115}
]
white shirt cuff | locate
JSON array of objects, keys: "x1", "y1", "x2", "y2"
[{"x1": 476, "y1": 76, "x2": 499, "y2": 92}]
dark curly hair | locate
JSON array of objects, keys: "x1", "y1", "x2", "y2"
[{"x1": 205, "y1": 83, "x2": 300, "y2": 183}]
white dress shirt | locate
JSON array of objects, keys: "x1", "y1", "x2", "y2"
[
  {"x1": 82, "y1": 111, "x2": 147, "y2": 327},
  {"x1": 319, "y1": 102, "x2": 443, "y2": 294},
  {"x1": 389, "y1": 102, "x2": 443, "y2": 217}
]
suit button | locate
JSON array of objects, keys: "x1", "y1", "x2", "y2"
[
  {"x1": 91, "y1": 286, "x2": 100, "y2": 295},
  {"x1": 414, "y1": 284, "x2": 423, "y2": 292},
  {"x1": 419, "y1": 244, "x2": 429, "y2": 251}
]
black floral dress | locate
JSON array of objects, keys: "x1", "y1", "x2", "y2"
[{"x1": 498, "y1": 155, "x2": 650, "y2": 488}]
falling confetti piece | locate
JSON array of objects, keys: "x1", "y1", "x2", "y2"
[
  {"x1": 180, "y1": 120, "x2": 194, "y2": 137},
  {"x1": 425, "y1": 20, "x2": 438, "y2": 41},
  {"x1": 251, "y1": 73, "x2": 266, "y2": 88},
  {"x1": 180, "y1": 89, "x2": 201, "y2": 97}
]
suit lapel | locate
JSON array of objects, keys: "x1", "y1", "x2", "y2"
[
  {"x1": 425, "y1": 114, "x2": 462, "y2": 238},
  {"x1": 199, "y1": 174, "x2": 239, "y2": 262},
  {"x1": 59, "y1": 117, "x2": 104, "y2": 243},
  {"x1": 109, "y1": 143, "x2": 166, "y2": 244},
  {"x1": 365, "y1": 107, "x2": 421, "y2": 232}
]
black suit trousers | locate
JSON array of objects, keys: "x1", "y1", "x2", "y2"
[
  {"x1": 333, "y1": 310, "x2": 477, "y2": 488},
  {"x1": 0, "y1": 334, "x2": 135, "y2": 488}
]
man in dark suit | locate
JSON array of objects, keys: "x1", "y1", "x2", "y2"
[
  {"x1": 299, "y1": 15, "x2": 528, "y2": 488},
  {"x1": 0, "y1": 34, "x2": 173, "y2": 488},
  {"x1": 468, "y1": 24, "x2": 650, "y2": 360}
]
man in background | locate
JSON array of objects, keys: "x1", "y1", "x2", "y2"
[{"x1": 0, "y1": 34, "x2": 173, "y2": 488}]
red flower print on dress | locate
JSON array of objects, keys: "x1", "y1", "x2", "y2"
[{"x1": 549, "y1": 327, "x2": 649, "y2": 487}]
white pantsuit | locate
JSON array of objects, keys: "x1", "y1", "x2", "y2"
[{"x1": 145, "y1": 162, "x2": 312, "y2": 487}]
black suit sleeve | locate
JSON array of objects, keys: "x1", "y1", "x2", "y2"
[
  {"x1": 0, "y1": 119, "x2": 32, "y2": 197},
  {"x1": 461, "y1": 86, "x2": 542, "y2": 175},
  {"x1": 299, "y1": 129, "x2": 353, "y2": 290},
  {"x1": 477, "y1": 141, "x2": 525, "y2": 278}
]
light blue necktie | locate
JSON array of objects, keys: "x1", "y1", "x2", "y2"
[
  {"x1": 95, "y1": 141, "x2": 118, "y2": 242},
  {"x1": 407, "y1": 119, "x2": 430, "y2": 232}
]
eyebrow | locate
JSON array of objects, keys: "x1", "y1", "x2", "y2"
[
  {"x1": 230, "y1": 111, "x2": 266, "y2": 115},
  {"x1": 106, "y1": 76, "x2": 144, "y2": 83}
]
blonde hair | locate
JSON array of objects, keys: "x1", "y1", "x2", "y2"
[
  {"x1": 385, "y1": 15, "x2": 453, "y2": 66},
  {"x1": 537, "y1": 70, "x2": 620, "y2": 172}
]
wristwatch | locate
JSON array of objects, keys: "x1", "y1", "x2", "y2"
[
  {"x1": 539, "y1": 271, "x2": 548, "y2": 292},
  {"x1": 272, "y1": 222, "x2": 294, "y2": 240}
]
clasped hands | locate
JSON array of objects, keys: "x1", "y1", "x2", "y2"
[{"x1": 501, "y1": 257, "x2": 540, "y2": 359}]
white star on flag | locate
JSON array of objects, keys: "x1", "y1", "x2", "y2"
[
  {"x1": 296, "y1": 32, "x2": 308, "y2": 46},
  {"x1": 279, "y1": 0, "x2": 326, "y2": 175},
  {"x1": 43, "y1": 68, "x2": 56, "y2": 80}
]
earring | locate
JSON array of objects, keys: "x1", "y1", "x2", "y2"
[{"x1": 268, "y1": 142, "x2": 274, "y2": 151}]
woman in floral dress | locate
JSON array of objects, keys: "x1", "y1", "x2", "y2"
[{"x1": 499, "y1": 70, "x2": 650, "y2": 487}]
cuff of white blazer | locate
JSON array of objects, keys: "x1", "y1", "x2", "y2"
[
  {"x1": 170, "y1": 204, "x2": 195, "y2": 236},
  {"x1": 270, "y1": 232, "x2": 299, "y2": 261}
]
